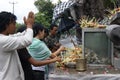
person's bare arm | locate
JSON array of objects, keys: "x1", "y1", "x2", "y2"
[
  {"x1": 28, "y1": 56, "x2": 61, "y2": 67},
  {"x1": 50, "y1": 46, "x2": 65, "y2": 58}
]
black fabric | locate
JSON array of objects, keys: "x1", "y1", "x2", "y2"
[
  {"x1": 75, "y1": 24, "x2": 82, "y2": 45},
  {"x1": 33, "y1": 70, "x2": 45, "y2": 80},
  {"x1": 17, "y1": 48, "x2": 34, "y2": 80},
  {"x1": 110, "y1": 12, "x2": 120, "y2": 25},
  {"x1": 58, "y1": 17, "x2": 75, "y2": 32}
]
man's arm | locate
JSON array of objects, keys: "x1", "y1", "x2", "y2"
[{"x1": 2, "y1": 12, "x2": 34, "y2": 51}]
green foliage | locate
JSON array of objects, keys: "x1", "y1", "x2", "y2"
[
  {"x1": 58, "y1": 0, "x2": 62, "y2": 4},
  {"x1": 35, "y1": 12, "x2": 50, "y2": 28},
  {"x1": 103, "y1": 0, "x2": 117, "y2": 9},
  {"x1": 34, "y1": 0, "x2": 55, "y2": 28},
  {"x1": 16, "y1": 23, "x2": 24, "y2": 29}
]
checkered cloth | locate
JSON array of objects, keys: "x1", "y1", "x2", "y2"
[{"x1": 52, "y1": 0, "x2": 76, "y2": 20}]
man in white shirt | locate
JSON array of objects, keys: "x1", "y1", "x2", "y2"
[{"x1": 0, "y1": 11, "x2": 34, "y2": 80}]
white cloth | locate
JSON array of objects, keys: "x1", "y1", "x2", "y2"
[
  {"x1": 0, "y1": 28, "x2": 33, "y2": 80},
  {"x1": 52, "y1": 0, "x2": 76, "y2": 20},
  {"x1": 31, "y1": 65, "x2": 45, "y2": 71}
]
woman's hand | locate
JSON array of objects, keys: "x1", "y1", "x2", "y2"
[
  {"x1": 59, "y1": 46, "x2": 66, "y2": 51},
  {"x1": 54, "y1": 56, "x2": 61, "y2": 62}
]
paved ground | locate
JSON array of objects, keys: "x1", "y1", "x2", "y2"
[{"x1": 49, "y1": 66, "x2": 120, "y2": 80}]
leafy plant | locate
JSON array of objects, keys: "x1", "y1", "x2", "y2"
[{"x1": 34, "y1": 0, "x2": 55, "y2": 28}]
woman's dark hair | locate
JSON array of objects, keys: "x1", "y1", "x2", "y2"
[
  {"x1": 33, "y1": 23, "x2": 44, "y2": 37},
  {"x1": 0, "y1": 11, "x2": 17, "y2": 33},
  {"x1": 17, "y1": 25, "x2": 26, "y2": 32},
  {"x1": 44, "y1": 27, "x2": 49, "y2": 37}
]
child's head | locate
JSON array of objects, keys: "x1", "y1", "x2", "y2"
[{"x1": 33, "y1": 23, "x2": 45, "y2": 39}]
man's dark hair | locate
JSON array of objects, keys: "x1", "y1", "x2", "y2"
[
  {"x1": 0, "y1": 11, "x2": 17, "y2": 33},
  {"x1": 49, "y1": 24, "x2": 58, "y2": 30}
]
